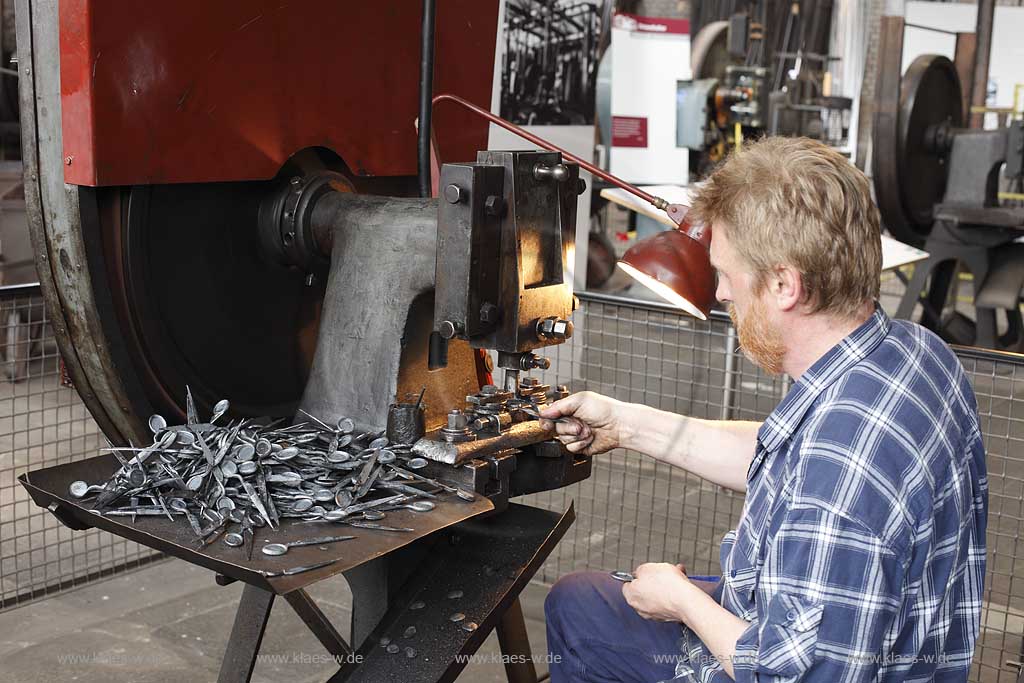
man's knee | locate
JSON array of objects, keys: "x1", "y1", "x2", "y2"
[{"x1": 545, "y1": 571, "x2": 612, "y2": 625}]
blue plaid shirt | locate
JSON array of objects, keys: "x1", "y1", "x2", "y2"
[{"x1": 673, "y1": 307, "x2": 988, "y2": 683}]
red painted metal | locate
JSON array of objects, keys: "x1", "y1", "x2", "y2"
[{"x1": 59, "y1": 0, "x2": 499, "y2": 186}]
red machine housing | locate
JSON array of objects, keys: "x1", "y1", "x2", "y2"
[{"x1": 58, "y1": 0, "x2": 499, "y2": 186}]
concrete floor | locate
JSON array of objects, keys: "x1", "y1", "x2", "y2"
[{"x1": 0, "y1": 558, "x2": 553, "y2": 683}]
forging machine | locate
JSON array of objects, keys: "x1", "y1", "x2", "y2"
[
  {"x1": 873, "y1": 16, "x2": 1024, "y2": 350},
  {"x1": 15, "y1": 2, "x2": 596, "y2": 681}
]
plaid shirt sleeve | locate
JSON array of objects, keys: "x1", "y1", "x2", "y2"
[{"x1": 731, "y1": 503, "x2": 907, "y2": 683}]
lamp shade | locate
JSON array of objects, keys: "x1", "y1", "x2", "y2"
[{"x1": 617, "y1": 223, "x2": 716, "y2": 319}]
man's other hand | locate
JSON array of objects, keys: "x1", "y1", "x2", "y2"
[
  {"x1": 622, "y1": 562, "x2": 691, "y2": 622},
  {"x1": 538, "y1": 391, "x2": 626, "y2": 455}
]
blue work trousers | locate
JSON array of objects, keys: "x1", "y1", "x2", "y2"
[{"x1": 544, "y1": 571, "x2": 719, "y2": 683}]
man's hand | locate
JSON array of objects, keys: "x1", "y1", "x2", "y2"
[
  {"x1": 538, "y1": 391, "x2": 627, "y2": 455},
  {"x1": 622, "y1": 562, "x2": 693, "y2": 622}
]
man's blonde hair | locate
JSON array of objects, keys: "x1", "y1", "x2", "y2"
[{"x1": 690, "y1": 136, "x2": 881, "y2": 319}]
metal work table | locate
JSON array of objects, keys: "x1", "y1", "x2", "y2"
[{"x1": 20, "y1": 452, "x2": 574, "y2": 682}]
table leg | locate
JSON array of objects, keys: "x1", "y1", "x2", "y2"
[
  {"x1": 496, "y1": 597, "x2": 538, "y2": 683},
  {"x1": 284, "y1": 588, "x2": 352, "y2": 659},
  {"x1": 218, "y1": 583, "x2": 276, "y2": 683}
]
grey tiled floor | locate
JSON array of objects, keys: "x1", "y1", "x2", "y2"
[{"x1": 0, "y1": 557, "x2": 552, "y2": 683}]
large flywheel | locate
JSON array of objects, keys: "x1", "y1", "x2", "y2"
[
  {"x1": 873, "y1": 54, "x2": 963, "y2": 247},
  {"x1": 690, "y1": 21, "x2": 736, "y2": 81},
  {"x1": 114, "y1": 181, "x2": 324, "y2": 421},
  {"x1": 66, "y1": 176, "x2": 329, "y2": 441}
]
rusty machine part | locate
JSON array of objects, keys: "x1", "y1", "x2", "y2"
[
  {"x1": 873, "y1": 16, "x2": 1024, "y2": 350},
  {"x1": 17, "y1": 1, "x2": 595, "y2": 681},
  {"x1": 873, "y1": 53, "x2": 964, "y2": 249}
]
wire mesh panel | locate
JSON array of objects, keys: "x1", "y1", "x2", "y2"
[
  {"x1": 0, "y1": 284, "x2": 160, "y2": 612},
  {"x1": 523, "y1": 292, "x2": 786, "y2": 584},
  {"x1": 958, "y1": 348, "x2": 1024, "y2": 683},
  {"x1": 524, "y1": 291, "x2": 1024, "y2": 683}
]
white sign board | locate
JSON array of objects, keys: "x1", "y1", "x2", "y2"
[{"x1": 609, "y1": 12, "x2": 691, "y2": 184}]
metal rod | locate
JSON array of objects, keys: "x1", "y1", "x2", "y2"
[
  {"x1": 721, "y1": 326, "x2": 737, "y2": 421},
  {"x1": 773, "y1": 3, "x2": 797, "y2": 92},
  {"x1": 432, "y1": 93, "x2": 670, "y2": 211},
  {"x1": 969, "y1": 0, "x2": 995, "y2": 129},
  {"x1": 954, "y1": 32, "x2": 977, "y2": 122},
  {"x1": 418, "y1": 0, "x2": 437, "y2": 197},
  {"x1": 904, "y1": 22, "x2": 960, "y2": 37}
]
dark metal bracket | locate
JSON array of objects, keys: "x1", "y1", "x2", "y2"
[{"x1": 209, "y1": 502, "x2": 573, "y2": 683}]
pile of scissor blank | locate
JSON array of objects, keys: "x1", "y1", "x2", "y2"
[{"x1": 68, "y1": 388, "x2": 476, "y2": 562}]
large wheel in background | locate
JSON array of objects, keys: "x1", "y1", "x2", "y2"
[
  {"x1": 92, "y1": 180, "x2": 325, "y2": 425},
  {"x1": 873, "y1": 54, "x2": 963, "y2": 248},
  {"x1": 690, "y1": 20, "x2": 735, "y2": 80}
]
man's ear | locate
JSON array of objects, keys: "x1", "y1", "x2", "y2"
[{"x1": 770, "y1": 265, "x2": 802, "y2": 312}]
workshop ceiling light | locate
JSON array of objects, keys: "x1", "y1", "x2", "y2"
[{"x1": 617, "y1": 221, "x2": 716, "y2": 320}]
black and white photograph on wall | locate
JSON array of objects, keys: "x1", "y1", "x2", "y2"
[{"x1": 499, "y1": 0, "x2": 612, "y2": 126}]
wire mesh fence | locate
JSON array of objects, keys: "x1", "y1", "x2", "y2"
[
  {"x1": 0, "y1": 271, "x2": 1021, "y2": 681},
  {"x1": 525, "y1": 284, "x2": 1024, "y2": 683},
  {"x1": 524, "y1": 292, "x2": 786, "y2": 583},
  {"x1": 0, "y1": 284, "x2": 160, "y2": 613},
  {"x1": 958, "y1": 347, "x2": 1024, "y2": 682}
]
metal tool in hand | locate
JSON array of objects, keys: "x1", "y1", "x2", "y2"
[
  {"x1": 610, "y1": 570, "x2": 635, "y2": 582},
  {"x1": 261, "y1": 535, "x2": 357, "y2": 556},
  {"x1": 517, "y1": 405, "x2": 573, "y2": 425}
]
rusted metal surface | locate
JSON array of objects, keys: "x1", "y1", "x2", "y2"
[
  {"x1": 18, "y1": 0, "x2": 147, "y2": 445},
  {"x1": 412, "y1": 420, "x2": 554, "y2": 466},
  {"x1": 58, "y1": 0, "x2": 498, "y2": 186},
  {"x1": 872, "y1": 19, "x2": 964, "y2": 250},
  {"x1": 954, "y1": 32, "x2": 976, "y2": 124},
  {"x1": 13, "y1": 0, "x2": 116, "y2": 438},
  {"x1": 968, "y1": 0, "x2": 995, "y2": 130}
]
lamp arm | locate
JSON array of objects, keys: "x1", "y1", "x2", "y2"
[{"x1": 432, "y1": 93, "x2": 677, "y2": 218}]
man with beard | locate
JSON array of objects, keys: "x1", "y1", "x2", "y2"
[{"x1": 539, "y1": 137, "x2": 988, "y2": 683}]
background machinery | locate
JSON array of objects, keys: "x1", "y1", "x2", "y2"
[
  {"x1": 872, "y1": 16, "x2": 1024, "y2": 350},
  {"x1": 678, "y1": 0, "x2": 852, "y2": 174}
]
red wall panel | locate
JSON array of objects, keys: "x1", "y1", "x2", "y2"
[{"x1": 59, "y1": 0, "x2": 499, "y2": 186}]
